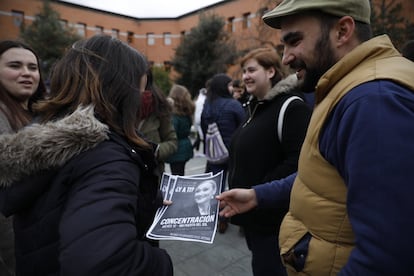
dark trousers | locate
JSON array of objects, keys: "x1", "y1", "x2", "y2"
[
  {"x1": 244, "y1": 229, "x2": 287, "y2": 276},
  {"x1": 169, "y1": 161, "x2": 186, "y2": 176},
  {"x1": 0, "y1": 214, "x2": 15, "y2": 276}
]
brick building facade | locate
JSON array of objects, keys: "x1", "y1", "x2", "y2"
[
  {"x1": 0, "y1": 0, "x2": 281, "y2": 66},
  {"x1": 1, "y1": 0, "x2": 413, "y2": 74}
]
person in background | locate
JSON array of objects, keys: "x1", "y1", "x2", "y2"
[
  {"x1": 401, "y1": 39, "x2": 414, "y2": 61},
  {"x1": 192, "y1": 86, "x2": 208, "y2": 154},
  {"x1": 231, "y1": 79, "x2": 249, "y2": 105},
  {"x1": 201, "y1": 73, "x2": 246, "y2": 233},
  {"x1": 165, "y1": 84, "x2": 195, "y2": 176},
  {"x1": 138, "y1": 69, "x2": 177, "y2": 178},
  {"x1": 0, "y1": 40, "x2": 46, "y2": 133},
  {"x1": 0, "y1": 40, "x2": 47, "y2": 276},
  {"x1": 138, "y1": 69, "x2": 177, "y2": 248},
  {"x1": 218, "y1": 0, "x2": 414, "y2": 274},
  {"x1": 227, "y1": 47, "x2": 311, "y2": 276},
  {"x1": 0, "y1": 35, "x2": 173, "y2": 275}
]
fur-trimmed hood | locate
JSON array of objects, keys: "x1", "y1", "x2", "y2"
[
  {"x1": 243, "y1": 74, "x2": 302, "y2": 109},
  {"x1": 263, "y1": 74, "x2": 301, "y2": 101},
  {"x1": 0, "y1": 106, "x2": 109, "y2": 187}
]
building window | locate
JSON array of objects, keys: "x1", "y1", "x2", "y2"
[
  {"x1": 11, "y1": 10, "x2": 24, "y2": 27},
  {"x1": 127, "y1": 31, "x2": 134, "y2": 43},
  {"x1": 59, "y1": 19, "x2": 68, "y2": 28},
  {"x1": 95, "y1": 26, "x2": 103, "y2": 34},
  {"x1": 111, "y1": 29, "x2": 119, "y2": 38},
  {"x1": 227, "y1": 17, "x2": 235, "y2": 32},
  {"x1": 147, "y1": 33, "x2": 155, "y2": 45},
  {"x1": 164, "y1": 32, "x2": 171, "y2": 45},
  {"x1": 243, "y1": 13, "x2": 251, "y2": 29},
  {"x1": 76, "y1": 23, "x2": 86, "y2": 37}
]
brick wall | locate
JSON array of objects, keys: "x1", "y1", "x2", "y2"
[{"x1": 1, "y1": 0, "x2": 412, "y2": 76}]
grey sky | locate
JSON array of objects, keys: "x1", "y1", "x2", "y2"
[{"x1": 60, "y1": 0, "x2": 225, "y2": 18}]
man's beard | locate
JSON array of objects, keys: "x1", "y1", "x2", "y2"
[{"x1": 301, "y1": 32, "x2": 337, "y2": 93}]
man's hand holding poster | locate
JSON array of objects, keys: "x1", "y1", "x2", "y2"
[{"x1": 146, "y1": 171, "x2": 223, "y2": 244}]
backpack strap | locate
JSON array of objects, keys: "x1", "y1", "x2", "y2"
[{"x1": 277, "y1": 96, "x2": 303, "y2": 142}]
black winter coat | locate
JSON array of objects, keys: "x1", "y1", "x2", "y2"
[
  {"x1": 228, "y1": 75, "x2": 312, "y2": 234},
  {"x1": 0, "y1": 106, "x2": 173, "y2": 276}
]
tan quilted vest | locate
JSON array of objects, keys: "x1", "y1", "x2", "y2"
[{"x1": 279, "y1": 35, "x2": 414, "y2": 275}]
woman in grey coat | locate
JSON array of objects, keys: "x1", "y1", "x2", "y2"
[{"x1": 0, "y1": 40, "x2": 47, "y2": 276}]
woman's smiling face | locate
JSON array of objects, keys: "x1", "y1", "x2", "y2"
[{"x1": 194, "y1": 181, "x2": 216, "y2": 205}]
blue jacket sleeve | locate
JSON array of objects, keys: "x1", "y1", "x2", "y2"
[
  {"x1": 253, "y1": 172, "x2": 296, "y2": 209},
  {"x1": 320, "y1": 81, "x2": 414, "y2": 275}
]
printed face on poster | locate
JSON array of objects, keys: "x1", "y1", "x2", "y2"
[{"x1": 147, "y1": 171, "x2": 222, "y2": 244}]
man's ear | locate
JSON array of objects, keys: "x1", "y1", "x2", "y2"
[{"x1": 334, "y1": 16, "x2": 355, "y2": 46}]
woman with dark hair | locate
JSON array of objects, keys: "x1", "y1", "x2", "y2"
[
  {"x1": 0, "y1": 39, "x2": 47, "y2": 276},
  {"x1": 138, "y1": 69, "x2": 177, "y2": 249},
  {"x1": 0, "y1": 40, "x2": 46, "y2": 132},
  {"x1": 138, "y1": 69, "x2": 177, "y2": 178},
  {"x1": 0, "y1": 35, "x2": 172, "y2": 275},
  {"x1": 201, "y1": 73, "x2": 246, "y2": 233}
]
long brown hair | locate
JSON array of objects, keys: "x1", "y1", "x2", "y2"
[
  {"x1": 0, "y1": 40, "x2": 47, "y2": 131},
  {"x1": 168, "y1": 84, "x2": 195, "y2": 117},
  {"x1": 34, "y1": 35, "x2": 150, "y2": 149}
]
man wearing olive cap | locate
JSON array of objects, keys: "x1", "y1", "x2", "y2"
[{"x1": 217, "y1": 0, "x2": 414, "y2": 275}]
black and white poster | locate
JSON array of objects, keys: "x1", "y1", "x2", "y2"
[{"x1": 146, "y1": 171, "x2": 223, "y2": 244}]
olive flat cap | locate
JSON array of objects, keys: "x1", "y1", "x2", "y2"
[{"x1": 263, "y1": 0, "x2": 371, "y2": 29}]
